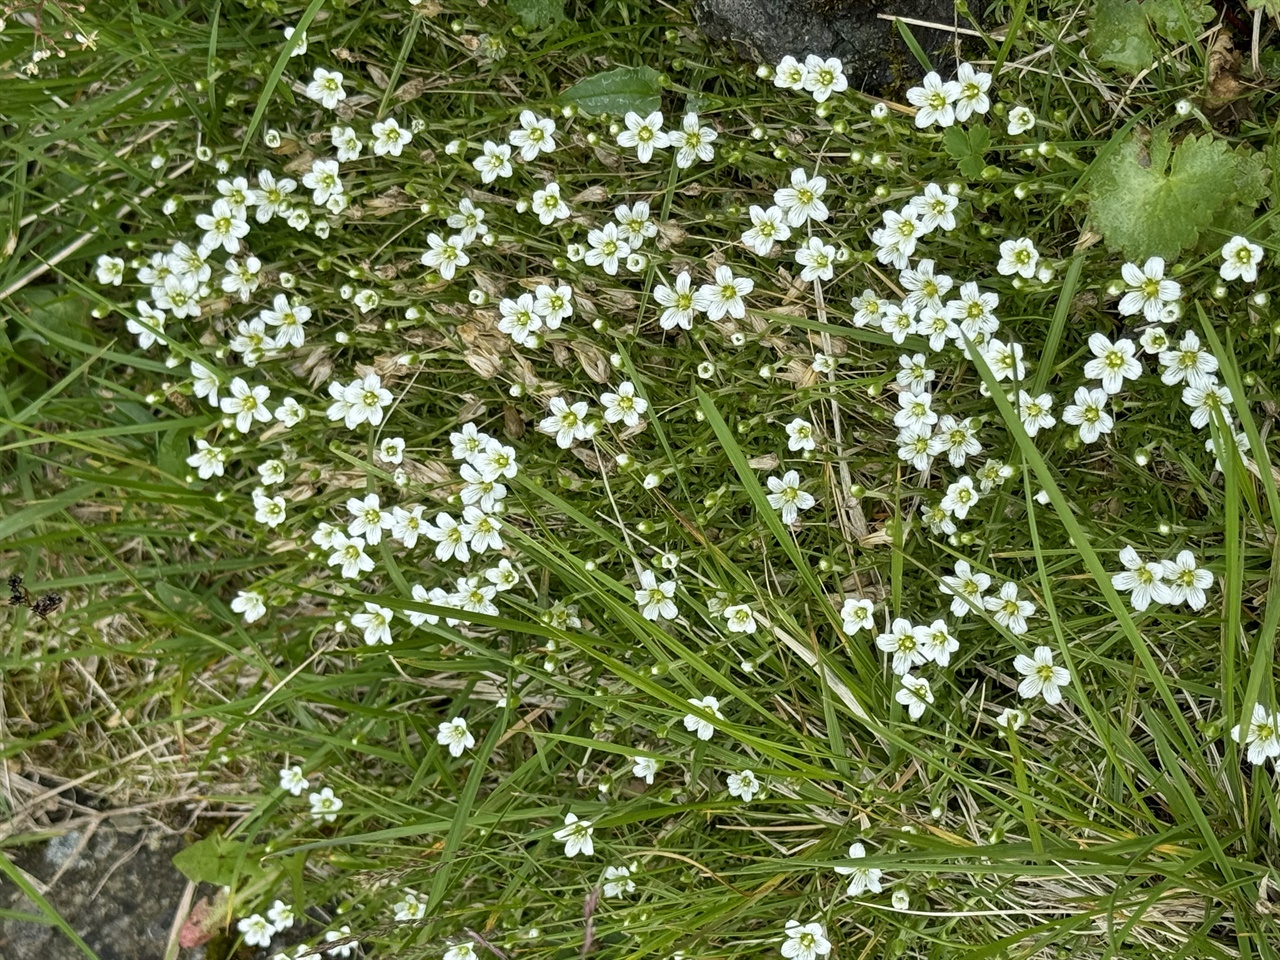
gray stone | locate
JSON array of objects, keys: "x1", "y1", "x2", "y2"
[
  {"x1": 690, "y1": 0, "x2": 973, "y2": 90},
  {"x1": 0, "y1": 823, "x2": 200, "y2": 960}
]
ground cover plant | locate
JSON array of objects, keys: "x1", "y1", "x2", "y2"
[{"x1": 4, "y1": 0, "x2": 1280, "y2": 958}]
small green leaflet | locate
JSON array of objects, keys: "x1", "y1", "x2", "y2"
[
  {"x1": 172, "y1": 832, "x2": 255, "y2": 886},
  {"x1": 561, "y1": 65, "x2": 661, "y2": 117},
  {"x1": 942, "y1": 123, "x2": 989, "y2": 179},
  {"x1": 507, "y1": 0, "x2": 565, "y2": 29}
]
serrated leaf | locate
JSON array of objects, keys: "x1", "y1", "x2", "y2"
[
  {"x1": 507, "y1": 0, "x2": 564, "y2": 29},
  {"x1": 172, "y1": 833, "x2": 254, "y2": 886},
  {"x1": 943, "y1": 124, "x2": 989, "y2": 179},
  {"x1": 1089, "y1": 127, "x2": 1265, "y2": 260},
  {"x1": 561, "y1": 66, "x2": 661, "y2": 117}
]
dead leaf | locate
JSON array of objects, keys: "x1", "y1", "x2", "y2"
[{"x1": 571, "y1": 339, "x2": 613, "y2": 383}]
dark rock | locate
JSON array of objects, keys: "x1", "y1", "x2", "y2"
[
  {"x1": 0, "y1": 822, "x2": 200, "y2": 960},
  {"x1": 690, "y1": 0, "x2": 974, "y2": 91}
]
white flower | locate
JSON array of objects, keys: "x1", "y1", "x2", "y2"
[
  {"x1": 940, "y1": 476, "x2": 980, "y2": 520},
  {"x1": 372, "y1": 116, "x2": 412, "y2": 157},
  {"x1": 1083, "y1": 333, "x2": 1142, "y2": 394},
  {"x1": 673, "y1": 112, "x2": 717, "y2": 168},
  {"x1": 900, "y1": 260, "x2": 952, "y2": 314},
  {"x1": 423, "y1": 512, "x2": 469, "y2": 563},
  {"x1": 1062, "y1": 386, "x2": 1114, "y2": 444},
  {"x1": 538, "y1": 396, "x2": 593, "y2": 448},
  {"x1": 896, "y1": 673, "x2": 934, "y2": 720},
  {"x1": 953, "y1": 62, "x2": 991, "y2": 120},
  {"x1": 392, "y1": 891, "x2": 426, "y2": 922},
  {"x1": 448, "y1": 198, "x2": 489, "y2": 243},
  {"x1": 1014, "y1": 645, "x2": 1071, "y2": 704},
  {"x1": 927, "y1": 415, "x2": 982, "y2": 467},
  {"x1": 892, "y1": 890, "x2": 911, "y2": 911},
  {"x1": 1163, "y1": 550, "x2": 1212, "y2": 610},
  {"x1": 308, "y1": 786, "x2": 343, "y2": 822},
  {"x1": 472, "y1": 141, "x2": 513, "y2": 183},
  {"x1": 1118, "y1": 257, "x2": 1181, "y2": 323},
  {"x1": 497, "y1": 292, "x2": 542, "y2": 346},
  {"x1": 533, "y1": 283, "x2": 574, "y2": 328},
  {"x1": 996, "y1": 237, "x2": 1040, "y2": 278},
  {"x1": 995, "y1": 707, "x2": 1028, "y2": 732},
  {"x1": 699, "y1": 264, "x2": 753, "y2": 321},
  {"x1": 897, "y1": 425, "x2": 932, "y2": 471},
  {"x1": 554, "y1": 812, "x2": 595, "y2": 857},
  {"x1": 794, "y1": 236, "x2": 836, "y2": 282},
  {"x1": 1159, "y1": 331, "x2": 1218, "y2": 388},
  {"x1": 840, "y1": 597, "x2": 874, "y2": 635},
  {"x1": 325, "y1": 924, "x2": 358, "y2": 958},
  {"x1": 727, "y1": 769, "x2": 760, "y2": 802},
  {"x1": 472, "y1": 439, "x2": 519, "y2": 481},
  {"x1": 946, "y1": 281, "x2": 1000, "y2": 339},
  {"x1": 774, "y1": 168, "x2": 829, "y2": 227},
  {"x1": 616, "y1": 110, "x2": 669, "y2": 163},
  {"x1": 631, "y1": 755, "x2": 658, "y2": 784},
  {"x1": 766, "y1": 470, "x2": 816, "y2": 524},
  {"x1": 352, "y1": 601, "x2": 394, "y2": 646},
  {"x1": 1006, "y1": 105, "x2": 1036, "y2": 135},
  {"x1": 684, "y1": 695, "x2": 724, "y2": 740},
  {"x1": 1220, "y1": 235, "x2": 1264, "y2": 282},
  {"x1": 95, "y1": 254, "x2": 125, "y2": 285},
  {"x1": 916, "y1": 619, "x2": 958, "y2": 667},
  {"x1": 420, "y1": 232, "x2": 470, "y2": 280},
  {"x1": 741, "y1": 204, "x2": 791, "y2": 256},
  {"x1": 252, "y1": 488, "x2": 287, "y2": 528},
  {"x1": 723, "y1": 604, "x2": 757, "y2": 634},
  {"x1": 250, "y1": 170, "x2": 296, "y2": 222},
  {"x1": 634, "y1": 570, "x2": 678, "y2": 621},
  {"x1": 773, "y1": 55, "x2": 806, "y2": 91},
  {"x1": 187, "y1": 439, "x2": 227, "y2": 480},
  {"x1": 267, "y1": 900, "x2": 295, "y2": 932},
  {"x1": 1231, "y1": 703, "x2": 1280, "y2": 765},
  {"x1": 302, "y1": 158, "x2": 343, "y2": 205},
  {"x1": 331, "y1": 124, "x2": 363, "y2": 161},
  {"x1": 834, "y1": 842, "x2": 882, "y2": 896},
  {"x1": 781, "y1": 920, "x2": 831, "y2": 960},
  {"x1": 654, "y1": 271, "x2": 705, "y2": 330},
  {"x1": 614, "y1": 200, "x2": 656, "y2": 248},
  {"x1": 532, "y1": 182, "x2": 570, "y2": 224},
  {"x1": 436, "y1": 717, "x2": 476, "y2": 757},
  {"x1": 237, "y1": 914, "x2": 274, "y2": 948},
  {"x1": 379, "y1": 437, "x2": 406, "y2": 464},
  {"x1": 1182, "y1": 382, "x2": 1233, "y2": 430},
  {"x1": 600, "y1": 380, "x2": 648, "y2": 427},
  {"x1": 220, "y1": 377, "x2": 272, "y2": 432},
  {"x1": 877, "y1": 618, "x2": 927, "y2": 675},
  {"x1": 508, "y1": 109, "x2": 557, "y2": 161},
  {"x1": 230, "y1": 588, "x2": 266, "y2": 623},
  {"x1": 1018, "y1": 390, "x2": 1056, "y2": 437},
  {"x1": 785, "y1": 417, "x2": 817, "y2": 451},
  {"x1": 195, "y1": 199, "x2": 250, "y2": 255},
  {"x1": 305, "y1": 67, "x2": 347, "y2": 109},
  {"x1": 939, "y1": 560, "x2": 990, "y2": 617},
  {"x1": 906, "y1": 71, "x2": 960, "y2": 128},
  {"x1": 910, "y1": 183, "x2": 958, "y2": 232},
  {"x1": 443, "y1": 943, "x2": 476, "y2": 960},
  {"x1": 279, "y1": 765, "x2": 309, "y2": 796},
  {"x1": 801, "y1": 54, "x2": 847, "y2": 102},
  {"x1": 893, "y1": 391, "x2": 937, "y2": 431},
  {"x1": 585, "y1": 222, "x2": 631, "y2": 276},
  {"x1": 461, "y1": 505, "x2": 503, "y2": 553},
  {"x1": 328, "y1": 533, "x2": 375, "y2": 579},
  {"x1": 985, "y1": 581, "x2": 1035, "y2": 635},
  {"x1": 1110, "y1": 545, "x2": 1171, "y2": 611},
  {"x1": 601, "y1": 864, "x2": 637, "y2": 898}
]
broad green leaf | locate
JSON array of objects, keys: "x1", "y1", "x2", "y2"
[
  {"x1": 943, "y1": 123, "x2": 990, "y2": 178},
  {"x1": 561, "y1": 65, "x2": 661, "y2": 117},
  {"x1": 1088, "y1": 127, "x2": 1265, "y2": 260},
  {"x1": 507, "y1": 0, "x2": 565, "y2": 28},
  {"x1": 1090, "y1": 0, "x2": 1157, "y2": 72},
  {"x1": 172, "y1": 833, "x2": 254, "y2": 886}
]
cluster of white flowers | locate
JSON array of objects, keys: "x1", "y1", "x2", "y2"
[
  {"x1": 905, "y1": 63, "x2": 991, "y2": 128},
  {"x1": 235, "y1": 899, "x2": 296, "y2": 949}
]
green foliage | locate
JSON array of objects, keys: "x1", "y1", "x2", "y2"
[
  {"x1": 1088, "y1": 126, "x2": 1268, "y2": 259},
  {"x1": 172, "y1": 833, "x2": 254, "y2": 886},
  {"x1": 507, "y1": 0, "x2": 566, "y2": 28},
  {"x1": 561, "y1": 64, "x2": 661, "y2": 115},
  {"x1": 943, "y1": 123, "x2": 990, "y2": 178},
  {"x1": 1089, "y1": 0, "x2": 1213, "y2": 73}
]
